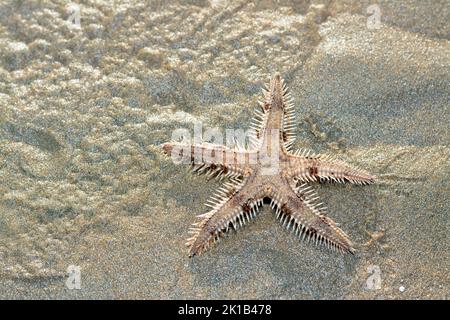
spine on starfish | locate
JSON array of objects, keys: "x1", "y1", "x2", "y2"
[
  {"x1": 272, "y1": 184, "x2": 355, "y2": 254},
  {"x1": 287, "y1": 149, "x2": 376, "y2": 185},
  {"x1": 248, "y1": 92, "x2": 271, "y2": 149},
  {"x1": 280, "y1": 80, "x2": 297, "y2": 151},
  {"x1": 186, "y1": 179, "x2": 264, "y2": 257},
  {"x1": 161, "y1": 141, "x2": 251, "y2": 180}
]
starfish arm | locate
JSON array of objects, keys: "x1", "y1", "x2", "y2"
[
  {"x1": 186, "y1": 179, "x2": 265, "y2": 257},
  {"x1": 271, "y1": 180, "x2": 355, "y2": 253},
  {"x1": 161, "y1": 141, "x2": 255, "y2": 179},
  {"x1": 255, "y1": 74, "x2": 298, "y2": 156},
  {"x1": 251, "y1": 74, "x2": 297, "y2": 152},
  {"x1": 286, "y1": 150, "x2": 375, "y2": 185}
]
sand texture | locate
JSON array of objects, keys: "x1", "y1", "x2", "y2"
[{"x1": 0, "y1": 0, "x2": 448, "y2": 299}]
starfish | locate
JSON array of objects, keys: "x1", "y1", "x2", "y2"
[{"x1": 161, "y1": 74, "x2": 375, "y2": 257}]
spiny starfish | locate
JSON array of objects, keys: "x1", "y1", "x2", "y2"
[{"x1": 161, "y1": 74, "x2": 375, "y2": 257}]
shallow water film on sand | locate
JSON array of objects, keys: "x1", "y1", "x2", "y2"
[{"x1": 0, "y1": 0, "x2": 448, "y2": 299}]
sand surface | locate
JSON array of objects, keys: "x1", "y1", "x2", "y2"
[{"x1": 0, "y1": 0, "x2": 448, "y2": 299}]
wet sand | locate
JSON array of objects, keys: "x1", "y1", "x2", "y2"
[{"x1": 0, "y1": 0, "x2": 448, "y2": 299}]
